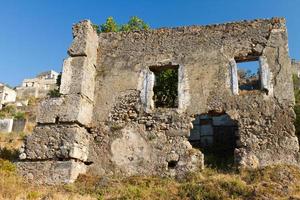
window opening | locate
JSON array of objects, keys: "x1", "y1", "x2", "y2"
[
  {"x1": 236, "y1": 59, "x2": 260, "y2": 92},
  {"x1": 149, "y1": 65, "x2": 179, "y2": 108}
]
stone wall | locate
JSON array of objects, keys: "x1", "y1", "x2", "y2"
[
  {"x1": 0, "y1": 85, "x2": 17, "y2": 107},
  {"x1": 18, "y1": 17, "x2": 300, "y2": 184},
  {"x1": 0, "y1": 119, "x2": 14, "y2": 133}
]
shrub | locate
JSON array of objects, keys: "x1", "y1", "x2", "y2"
[
  {"x1": 0, "y1": 147, "x2": 19, "y2": 161},
  {"x1": 120, "y1": 16, "x2": 150, "y2": 32},
  {"x1": 48, "y1": 89, "x2": 61, "y2": 98},
  {"x1": 0, "y1": 105, "x2": 17, "y2": 118},
  {"x1": 13, "y1": 111, "x2": 26, "y2": 120},
  {"x1": 0, "y1": 159, "x2": 16, "y2": 173},
  {"x1": 100, "y1": 16, "x2": 119, "y2": 33},
  {"x1": 95, "y1": 16, "x2": 150, "y2": 33}
]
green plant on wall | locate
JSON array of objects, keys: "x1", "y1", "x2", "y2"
[
  {"x1": 100, "y1": 17, "x2": 119, "y2": 33},
  {"x1": 120, "y1": 16, "x2": 150, "y2": 32},
  {"x1": 95, "y1": 16, "x2": 150, "y2": 33}
]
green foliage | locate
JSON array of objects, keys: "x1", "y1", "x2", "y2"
[
  {"x1": 26, "y1": 191, "x2": 41, "y2": 200},
  {"x1": 47, "y1": 89, "x2": 61, "y2": 98},
  {"x1": 0, "y1": 159, "x2": 16, "y2": 173},
  {"x1": 56, "y1": 73, "x2": 62, "y2": 87},
  {"x1": 100, "y1": 17, "x2": 119, "y2": 33},
  {"x1": 153, "y1": 68, "x2": 178, "y2": 108},
  {"x1": 293, "y1": 74, "x2": 300, "y2": 90},
  {"x1": 120, "y1": 16, "x2": 150, "y2": 32},
  {"x1": 13, "y1": 111, "x2": 26, "y2": 120},
  {"x1": 27, "y1": 96, "x2": 37, "y2": 106},
  {"x1": 0, "y1": 105, "x2": 17, "y2": 119},
  {"x1": 0, "y1": 148, "x2": 19, "y2": 161},
  {"x1": 47, "y1": 72, "x2": 62, "y2": 98},
  {"x1": 96, "y1": 16, "x2": 150, "y2": 33}
]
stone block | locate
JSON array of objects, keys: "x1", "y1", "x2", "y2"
[
  {"x1": 60, "y1": 56, "x2": 96, "y2": 101},
  {"x1": 24, "y1": 124, "x2": 89, "y2": 161},
  {"x1": 36, "y1": 94, "x2": 93, "y2": 127},
  {"x1": 68, "y1": 20, "x2": 98, "y2": 64},
  {"x1": 17, "y1": 160, "x2": 87, "y2": 185}
]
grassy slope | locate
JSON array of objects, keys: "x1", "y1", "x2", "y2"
[{"x1": 1, "y1": 158, "x2": 300, "y2": 200}]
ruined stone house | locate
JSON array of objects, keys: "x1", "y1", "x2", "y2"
[
  {"x1": 16, "y1": 70, "x2": 59, "y2": 99},
  {"x1": 17, "y1": 17, "x2": 300, "y2": 184}
]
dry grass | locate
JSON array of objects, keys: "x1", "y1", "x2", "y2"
[
  {"x1": 1, "y1": 159, "x2": 300, "y2": 200},
  {"x1": 1, "y1": 135, "x2": 300, "y2": 199}
]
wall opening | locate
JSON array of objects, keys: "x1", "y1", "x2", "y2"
[
  {"x1": 236, "y1": 58, "x2": 260, "y2": 92},
  {"x1": 189, "y1": 111, "x2": 238, "y2": 169},
  {"x1": 149, "y1": 65, "x2": 179, "y2": 108}
]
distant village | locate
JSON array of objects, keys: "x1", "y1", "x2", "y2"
[{"x1": 0, "y1": 70, "x2": 59, "y2": 133}]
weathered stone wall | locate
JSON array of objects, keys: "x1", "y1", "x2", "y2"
[
  {"x1": 0, "y1": 119, "x2": 13, "y2": 133},
  {"x1": 18, "y1": 17, "x2": 300, "y2": 184},
  {"x1": 92, "y1": 17, "x2": 298, "y2": 169}
]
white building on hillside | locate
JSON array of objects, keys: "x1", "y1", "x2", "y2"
[
  {"x1": 16, "y1": 70, "x2": 59, "y2": 99},
  {"x1": 0, "y1": 83, "x2": 17, "y2": 109}
]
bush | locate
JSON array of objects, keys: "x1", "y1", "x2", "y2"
[
  {"x1": 100, "y1": 17, "x2": 119, "y2": 33},
  {"x1": 0, "y1": 105, "x2": 17, "y2": 119},
  {"x1": 0, "y1": 147, "x2": 19, "y2": 161},
  {"x1": 13, "y1": 111, "x2": 26, "y2": 120},
  {"x1": 0, "y1": 159, "x2": 16, "y2": 173},
  {"x1": 95, "y1": 16, "x2": 150, "y2": 33},
  {"x1": 120, "y1": 16, "x2": 150, "y2": 32},
  {"x1": 48, "y1": 89, "x2": 61, "y2": 98}
]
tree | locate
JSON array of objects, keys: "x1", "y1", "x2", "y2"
[
  {"x1": 100, "y1": 17, "x2": 119, "y2": 33},
  {"x1": 120, "y1": 16, "x2": 150, "y2": 32},
  {"x1": 153, "y1": 69, "x2": 178, "y2": 108},
  {"x1": 47, "y1": 73, "x2": 62, "y2": 98},
  {"x1": 96, "y1": 16, "x2": 150, "y2": 33}
]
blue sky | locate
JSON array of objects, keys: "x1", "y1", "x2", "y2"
[{"x1": 0, "y1": 0, "x2": 299, "y2": 87}]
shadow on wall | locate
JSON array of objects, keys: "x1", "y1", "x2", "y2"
[{"x1": 189, "y1": 111, "x2": 239, "y2": 170}]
